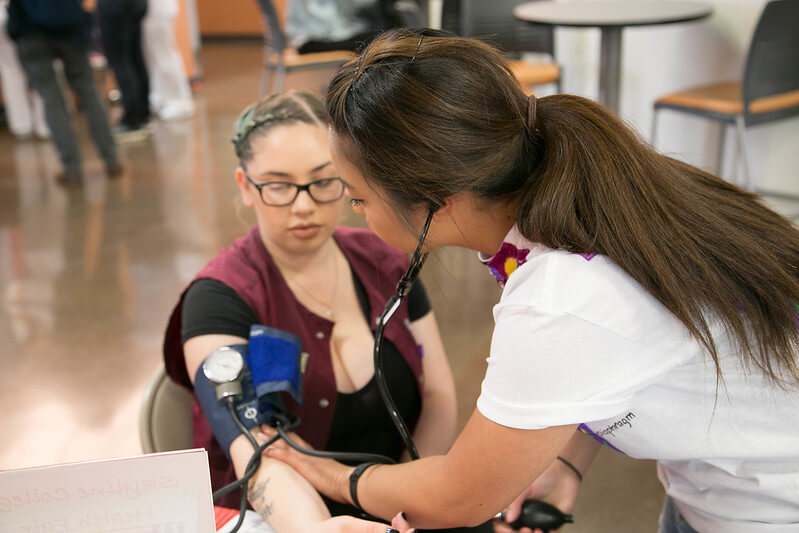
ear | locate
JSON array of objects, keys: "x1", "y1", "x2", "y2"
[
  {"x1": 235, "y1": 167, "x2": 256, "y2": 208},
  {"x1": 432, "y1": 194, "x2": 460, "y2": 221}
]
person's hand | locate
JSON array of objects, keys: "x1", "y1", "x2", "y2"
[
  {"x1": 493, "y1": 459, "x2": 581, "y2": 533},
  {"x1": 257, "y1": 425, "x2": 353, "y2": 504},
  {"x1": 390, "y1": 511, "x2": 413, "y2": 532},
  {"x1": 319, "y1": 515, "x2": 408, "y2": 533}
]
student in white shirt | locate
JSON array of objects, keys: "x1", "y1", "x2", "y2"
[{"x1": 261, "y1": 29, "x2": 799, "y2": 533}]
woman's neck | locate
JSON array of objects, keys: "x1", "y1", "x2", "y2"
[
  {"x1": 265, "y1": 237, "x2": 338, "y2": 277},
  {"x1": 445, "y1": 196, "x2": 518, "y2": 256}
]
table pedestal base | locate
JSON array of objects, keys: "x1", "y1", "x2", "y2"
[{"x1": 599, "y1": 27, "x2": 622, "y2": 112}]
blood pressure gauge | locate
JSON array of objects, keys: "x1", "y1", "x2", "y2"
[{"x1": 202, "y1": 346, "x2": 245, "y2": 402}]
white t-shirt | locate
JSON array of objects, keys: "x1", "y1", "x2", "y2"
[{"x1": 476, "y1": 227, "x2": 799, "y2": 532}]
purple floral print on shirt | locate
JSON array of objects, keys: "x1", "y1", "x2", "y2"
[{"x1": 485, "y1": 242, "x2": 531, "y2": 288}]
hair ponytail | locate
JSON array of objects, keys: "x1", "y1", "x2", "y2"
[
  {"x1": 328, "y1": 29, "x2": 799, "y2": 385},
  {"x1": 527, "y1": 94, "x2": 799, "y2": 386}
]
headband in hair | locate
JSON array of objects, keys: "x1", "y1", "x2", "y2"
[
  {"x1": 527, "y1": 94, "x2": 538, "y2": 129},
  {"x1": 231, "y1": 112, "x2": 290, "y2": 153}
]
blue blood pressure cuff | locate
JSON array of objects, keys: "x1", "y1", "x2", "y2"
[
  {"x1": 193, "y1": 327, "x2": 304, "y2": 458},
  {"x1": 193, "y1": 345, "x2": 285, "y2": 458},
  {"x1": 247, "y1": 324, "x2": 303, "y2": 404}
]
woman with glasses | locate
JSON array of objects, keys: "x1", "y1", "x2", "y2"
[{"x1": 163, "y1": 91, "x2": 473, "y2": 532}]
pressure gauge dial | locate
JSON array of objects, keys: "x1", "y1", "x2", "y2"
[{"x1": 202, "y1": 346, "x2": 245, "y2": 401}]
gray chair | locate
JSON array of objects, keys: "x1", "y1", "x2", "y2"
[
  {"x1": 255, "y1": 0, "x2": 354, "y2": 97},
  {"x1": 443, "y1": 0, "x2": 561, "y2": 94},
  {"x1": 652, "y1": 0, "x2": 799, "y2": 192},
  {"x1": 139, "y1": 364, "x2": 194, "y2": 453}
]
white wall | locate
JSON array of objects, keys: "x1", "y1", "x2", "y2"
[{"x1": 553, "y1": 0, "x2": 799, "y2": 193}]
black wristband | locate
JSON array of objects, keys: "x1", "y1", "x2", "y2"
[
  {"x1": 349, "y1": 462, "x2": 377, "y2": 510},
  {"x1": 556, "y1": 456, "x2": 583, "y2": 482}
]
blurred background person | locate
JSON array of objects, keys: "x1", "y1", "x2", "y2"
[
  {"x1": 6, "y1": 0, "x2": 120, "y2": 186},
  {"x1": 0, "y1": 0, "x2": 48, "y2": 140},
  {"x1": 141, "y1": 0, "x2": 194, "y2": 121},
  {"x1": 95, "y1": 0, "x2": 150, "y2": 141},
  {"x1": 288, "y1": 0, "x2": 418, "y2": 54}
]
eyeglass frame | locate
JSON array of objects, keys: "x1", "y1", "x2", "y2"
[{"x1": 244, "y1": 172, "x2": 346, "y2": 206}]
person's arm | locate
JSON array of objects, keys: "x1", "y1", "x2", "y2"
[
  {"x1": 496, "y1": 429, "x2": 601, "y2": 533},
  {"x1": 265, "y1": 407, "x2": 577, "y2": 529},
  {"x1": 403, "y1": 311, "x2": 457, "y2": 459},
  {"x1": 556, "y1": 429, "x2": 601, "y2": 481},
  {"x1": 184, "y1": 333, "x2": 331, "y2": 531}
]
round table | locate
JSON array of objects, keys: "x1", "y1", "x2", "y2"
[{"x1": 514, "y1": 1, "x2": 713, "y2": 112}]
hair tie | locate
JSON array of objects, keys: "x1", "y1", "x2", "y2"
[{"x1": 527, "y1": 94, "x2": 538, "y2": 129}]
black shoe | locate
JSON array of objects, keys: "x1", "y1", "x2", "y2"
[
  {"x1": 56, "y1": 171, "x2": 82, "y2": 187},
  {"x1": 106, "y1": 161, "x2": 124, "y2": 179}
]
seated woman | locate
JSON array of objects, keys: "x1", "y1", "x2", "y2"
[{"x1": 163, "y1": 91, "x2": 471, "y2": 531}]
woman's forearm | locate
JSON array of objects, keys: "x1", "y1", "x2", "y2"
[
  {"x1": 354, "y1": 413, "x2": 577, "y2": 529},
  {"x1": 406, "y1": 312, "x2": 458, "y2": 459},
  {"x1": 230, "y1": 435, "x2": 330, "y2": 531},
  {"x1": 357, "y1": 455, "x2": 483, "y2": 529},
  {"x1": 403, "y1": 389, "x2": 457, "y2": 460},
  {"x1": 559, "y1": 429, "x2": 601, "y2": 476}
]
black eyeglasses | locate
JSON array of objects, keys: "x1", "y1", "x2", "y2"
[{"x1": 245, "y1": 173, "x2": 345, "y2": 206}]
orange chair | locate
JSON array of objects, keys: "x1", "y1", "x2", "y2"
[
  {"x1": 445, "y1": 0, "x2": 561, "y2": 94},
  {"x1": 651, "y1": 0, "x2": 799, "y2": 192}
]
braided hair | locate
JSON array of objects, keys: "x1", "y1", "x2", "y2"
[{"x1": 232, "y1": 90, "x2": 326, "y2": 164}]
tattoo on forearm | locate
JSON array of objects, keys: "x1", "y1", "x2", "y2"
[{"x1": 248, "y1": 478, "x2": 274, "y2": 518}]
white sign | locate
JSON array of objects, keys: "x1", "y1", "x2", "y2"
[{"x1": 0, "y1": 449, "x2": 215, "y2": 533}]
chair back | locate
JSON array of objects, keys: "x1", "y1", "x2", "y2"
[
  {"x1": 743, "y1": 0, "x2": 799, "y2": 124},
  {"x1": 139, "y1": 364, "x2": 194, "y2": 454},
  {"x1": 443, "y1": 0, "x2": 554, "y2": 56},
  {"x1": 255, "y1": 0, "x2": 288, "y2": 54}
]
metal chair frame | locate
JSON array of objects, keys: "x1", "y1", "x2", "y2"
[
  {"x1": 139, "y1": 364, "x2": 194, "y2": 454},
  {"x1": 652, "y1": 0, "x2": 799, "y2": 193},
  {"x1": 255, "y1": 0, "x2": 353, "y2": 96}
]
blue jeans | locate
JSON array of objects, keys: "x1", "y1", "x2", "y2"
[{"x1": 659, "y1": 496, "x2": 699, "y2": 533}]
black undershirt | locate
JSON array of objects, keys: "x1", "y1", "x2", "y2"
[
  {"x1": 182, "y1": 274, "x2": 494, "y2": 532},
  {"x1": 181, "y1": 274, "x2": 430, "y2": 343},
  {"x1": 181, "y1": 272, "x2": 428, "y2": 512}
]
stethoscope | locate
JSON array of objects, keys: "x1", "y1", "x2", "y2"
[
  {"x1": 372, "y1": 209, "x2": 574, "y2": 531},
  {"x1": 373, "y1": 209, "x2": 435, "y2": 461}
]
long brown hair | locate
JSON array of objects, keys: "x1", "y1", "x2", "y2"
[{"x1": 326, "y1": 28, "x2": 799, "y2": 386}]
